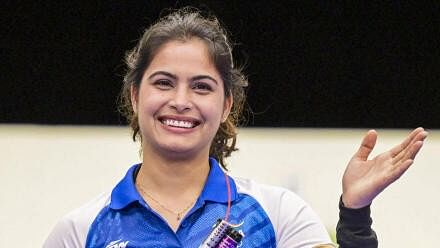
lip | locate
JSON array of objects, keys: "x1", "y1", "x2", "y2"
[
  {"x1": 158, "y1": 115, "x2": 201, "y2": 123},
  {"x1": 157, "y1": 114, "x2": 202, "y2": 133}
]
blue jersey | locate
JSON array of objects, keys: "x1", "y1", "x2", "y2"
[{"x1": 44, "y1": 158, "x2": 331, "y2": 247}]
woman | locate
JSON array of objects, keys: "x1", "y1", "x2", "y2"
[{"x1": 44, "y1": 8, "x2": 427, "y2": 248}]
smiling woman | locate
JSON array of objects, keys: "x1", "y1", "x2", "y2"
[
  {"x1": 130, "y1": 38, "x2": 232, "y2": 162},
  {"x1": 43, "y1": 7, "x2": 428, "y2": 248},
  {"x1": 119, "y1": 8, "x2": 247, "y2": 169}
]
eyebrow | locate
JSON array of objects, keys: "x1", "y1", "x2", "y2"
[
  {"x1": 148, "y1": 71, "x2": 177, "y2": 80},
  {"x1": 192, "y1": 75, "x2": 218, "y2": 85},
  {"x1": 148, "y1": 71, "x2": 218, "y2": 85}
]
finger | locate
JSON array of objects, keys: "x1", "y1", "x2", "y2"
[
  {"x1": 393, "y1": 141, "x2": 424, "y2": 175},
  {"x1": 389, "y1": 127, "x2": 424, "y2": 158},
  {"x1": 395, "y1": 131, "x2": 427, "y2": 163},
  {"x1": 403, "y1": 140, "x2": 425, "y2": 162},
  {"x1": 390, "y1": 128, "x2": 424, "y2": 158},
  {"x1": 392, "y1": 131, "x2": 428, "y2": 164},
  {"x1": 388, "y1": 159, "x2": 414, "y2": 184},
  {"x1": 353, "y1": 130, "x2": 377, "y2": 161}
]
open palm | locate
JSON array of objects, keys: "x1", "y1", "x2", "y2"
[{"x1": 342, "y1": 128, "x2": 428, "y2": 209}]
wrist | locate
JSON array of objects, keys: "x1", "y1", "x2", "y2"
[{"x1": 341, "y1": 194, "x2": 371, "y2": 209}]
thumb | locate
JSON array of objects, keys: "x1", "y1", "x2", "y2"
[{"x1": 353, "y1": 130, "x2": 377, "y2": 161}]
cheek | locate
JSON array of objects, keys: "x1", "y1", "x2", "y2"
[
  {"x1": 201, "y1": 97, "x2": 226, "y2": 124},
  {"x1": 138, "y1": 91, "x2": 166, "y2": 115}
]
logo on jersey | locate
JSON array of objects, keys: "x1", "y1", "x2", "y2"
[{"x1": 106, "y1": 239, "x2": 129, "y2": 248}]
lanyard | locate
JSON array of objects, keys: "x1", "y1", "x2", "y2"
[{"x1": 199, "y1": 173, "x2": 244, "y2": 248}]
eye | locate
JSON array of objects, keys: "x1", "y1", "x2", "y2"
[
  {"x1": 192, "y1": 82, "x2": 213, "y2": 93},
  {"x1": 153, "y1": 79, "x2": 173, "y2": 89}
]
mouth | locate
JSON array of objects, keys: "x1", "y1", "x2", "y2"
[{"x1": 158, "y1": 116, "x2": 201, "y2": 129}]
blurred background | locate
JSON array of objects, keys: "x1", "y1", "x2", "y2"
[
  {"x1": 2, "y1": 1, "x2": 439, "y2": 128},
  {"x1": 1, "y1": 1, "x2": 439, "y2": 247}
]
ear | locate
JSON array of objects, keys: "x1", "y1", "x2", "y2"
[
  {"x1": 130, "y1": 85, "x2": 138, "y2": 114},
  {"x1": 222, "y1": 94, "x2": 233, "y2": 123}
]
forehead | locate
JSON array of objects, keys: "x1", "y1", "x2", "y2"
[
  {"x1": 144, "y1": 38, "x2": 223, "y2": 84},
  {"x1": 150, "y1": 38, "x2": 214, "y2": 67}
]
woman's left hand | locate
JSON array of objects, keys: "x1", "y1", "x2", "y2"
[{"x1": 341, "y1": 128, "x2": 428, "y2": 209}]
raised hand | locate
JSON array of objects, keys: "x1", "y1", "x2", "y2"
[{"x1": 341, "y1": 127, "x2": 428, "y2": 209}]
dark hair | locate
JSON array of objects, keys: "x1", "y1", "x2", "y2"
[{"x1": 119, "y1": 8, "x2": 248, "y2": 169}]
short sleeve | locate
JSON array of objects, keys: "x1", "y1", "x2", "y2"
[
  {"x1": 43, "y1": 216, "x2": 85, "y2": 248},
  {"x1": 275, "y1": 190, "x2": 333, "y2": 248}
]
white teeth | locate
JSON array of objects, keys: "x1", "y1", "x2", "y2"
[{"x1": 162, "y1": 119, "x2": 195, "y2": 128}]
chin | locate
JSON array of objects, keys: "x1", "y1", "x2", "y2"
[{"x1": 157, "y1": 142, "x2": 206, "y2": 159}]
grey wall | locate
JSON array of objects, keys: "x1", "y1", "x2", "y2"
[{"x1": 1, "y1": 125, "x2": 438, "y2": 247}]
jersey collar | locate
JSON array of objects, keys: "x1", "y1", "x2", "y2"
[
  {"x1": 109, "y1": 158, "x2": 237, "y2": 210},
  {"x1": 109, "y1": 164, "x2": 142, "y2": 210},
  {"x1": 198, "y1": 157, "x2": 237, "y2": 203}
]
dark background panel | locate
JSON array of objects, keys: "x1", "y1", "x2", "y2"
[{"x1": 1, "y1": 1, "x2": 439, "y2": 128}]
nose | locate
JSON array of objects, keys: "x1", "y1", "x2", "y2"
[{"x1": 169, "y1": 85, "x2": 193, "y2": 112}]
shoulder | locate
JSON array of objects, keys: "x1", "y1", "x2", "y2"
[
  {"x1": 43, "y1": 191, "x2": 111, "y2": 248},
  {"x1": 233, "y1": 176, "x2": 331, "y2": 248},
  {"x1": 233, "y1": 176, "x2": 312, "y2": 221},
  {"x1": 233, "y1": 176, "x2": 306, "y2": 208}
]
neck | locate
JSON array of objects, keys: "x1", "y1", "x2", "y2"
[{"x1": 136, "y1": 147, "x2": 210, "y2": 198}]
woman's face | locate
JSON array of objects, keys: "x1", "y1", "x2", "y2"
[{"x1": 132, "y1": 38, "x2": 232, "y2": 159}]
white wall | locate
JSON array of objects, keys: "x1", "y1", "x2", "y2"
[{"x1": 1, "y1": 125, "x2": 438, "y2": 247}]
